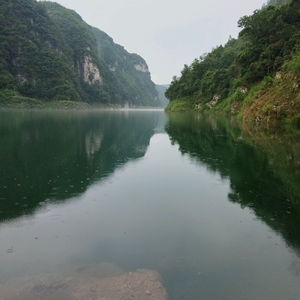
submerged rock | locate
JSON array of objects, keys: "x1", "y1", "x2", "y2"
[
  {"x1": 0, "y1": 263, "x2": 168, "y2": 300},
  {"x1": 74, "y1": 269, "x2": 167, "y2": 300}
]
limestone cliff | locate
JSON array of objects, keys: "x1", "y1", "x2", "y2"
[{"x1": 0, "y1": 0, "x2": 160, "y2": 107}]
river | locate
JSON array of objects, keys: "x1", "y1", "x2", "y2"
[{"x1": 0, "y1": 110, "x2": 299, "y2": 300}]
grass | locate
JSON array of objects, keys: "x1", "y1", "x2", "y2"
[
  {"x1": 0, "y1": 90, "x2": 44, "y2": 109},
  {"x1": 165, "y1": 96, "x2": 195, "y2": 112},
  {"x1": 45, "y1": 100, "x2": 90, "y2": 109},
  {"x1": 0, "y1": 89, "x2": 124, "y2": 110}
]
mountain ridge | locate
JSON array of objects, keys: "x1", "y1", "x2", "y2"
[{"x1": 0, "y1": 0, "x2": 163, "y2": 108}]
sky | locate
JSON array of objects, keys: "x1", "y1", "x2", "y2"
[{"x1": 39, "y1": 0, "x2": 266, "y2": 84}]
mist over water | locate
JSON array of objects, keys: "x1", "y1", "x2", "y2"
[{"x1": 0, "y1": 110, "x2": 299, "y2": 300}]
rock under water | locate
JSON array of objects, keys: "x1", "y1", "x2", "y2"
[{"x1": 0, "y1": 263, "x2": 168, "y2": 300}]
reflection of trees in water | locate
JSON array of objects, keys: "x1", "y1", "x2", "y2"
[
  {"x1": 0, "y1": 111, "x2": 161, "y2": 222},
  {"x1": 165, "y1": 113, "x2": 300, "y2": 254}
]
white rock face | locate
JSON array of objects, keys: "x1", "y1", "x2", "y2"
[
  {"x1": 45, "y1": 40, "x2": 52, "y2": 48},
  {"x1": 293, "y1": 81, "x2": 299, "y2": 90},
  {"x1": 134, "y1": 63, "x2": 148, "y2": 72},
  {"x1": 109, "y1": 61, "x2": 118, "y2": 72},
  {"x1": 239, "y1": 87, "x2": 248, "y2": 94},
  {"x1": 17, "y1": 74, "x2": 27, "y2": 85},
  {"x1": 276, "y1": 72, "x2": 282, "y2": 80},
  {"x1": 213, "y1": 94, "x2": 221, "y2": 101},
  {"x1": 82, "y1": 55, "x2": 102, "y2": 84},
  {"x1": 206, "y1": 94, "x2": 220, "y2": 109}
]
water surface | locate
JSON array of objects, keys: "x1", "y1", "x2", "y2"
[{"x1": 0, "y1": 110, "x2": 299, "y2": 299}]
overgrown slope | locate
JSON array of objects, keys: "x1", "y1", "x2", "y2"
[
  {"x1": 165, "y1": 0, "x2": 300, "y2": 124},
  {"x1": 0, "y1": 0, "x2": 81, "y2": 101},
  {"x1": 0, "y1": 0, "x2": 160, "y2": 107},
  {"x1": 91, "y1": 27, "x2": 160, "y2": 107}
]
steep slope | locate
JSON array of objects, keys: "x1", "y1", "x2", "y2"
[
  {"x1": 42, "y1": 1, "x2": 110, "y2": 104},
  {"x1": 0, "y1": 0, "x2": 159, "y2": 107},
  {"x1": 91, "y1": 27, "x2": 160, "y2": 107},
  {"x1": 0, "y1": 0, "x2": 81, "y2": 101},
  {"x1": 165, "y1": 0, "x2": 300, "y2": 124}
]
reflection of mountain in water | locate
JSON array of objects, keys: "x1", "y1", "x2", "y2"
[
  {"x1": 165, "y1": 113, "x2": 300, "y2": 254},
  {"x1": 0, "y1": 111, "x2": 163, "y2": 222}
]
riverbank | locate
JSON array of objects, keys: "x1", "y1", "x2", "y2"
[
  {"x1": 0, "y1": 90, "x2": 119, "y2": 109},
  {"x1": 165, "y1": 63, "x2": 300, "y2": 128},
  {"x1": 0, "y1": 89, "x2": 159, "y2": 110}
]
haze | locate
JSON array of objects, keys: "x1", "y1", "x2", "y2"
[{"x1": 39, "y1": 0, "x2": 266, "y2": 84}]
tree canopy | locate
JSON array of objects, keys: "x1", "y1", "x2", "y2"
[
  {"x1": 0, "y1": 0, "x2": 161, "y2": 107},
  {"x1": 165, "y1": 0, "x2": 300, "y2": 107}
]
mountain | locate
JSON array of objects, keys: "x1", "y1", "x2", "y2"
[
  {"x1": 91, "y1": 26, "x2": 161, "y2": 107},
  {"x1": 156, "y1": 84, "x2": 170, "y2": 108},
  {"x1": 165, "y1": 0, "x2": 300, "y2": 125},
  {"x1": 0, "y1": 0, "x2": 160, "y2": 107}
]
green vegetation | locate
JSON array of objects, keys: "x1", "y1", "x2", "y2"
[
  {"x1": 0, "y1": 0, "x2": 160, "y2": 108},
  {"x1": 165, "y1": 0, "x2": 300, "y2": 123},
  {"x1": 91, "y1": 27, "x2": 161, "y2": 107}
]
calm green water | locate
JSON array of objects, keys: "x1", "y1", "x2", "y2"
[{"x1": 0, "y1": 110, "x2": 300, "y2": 299}]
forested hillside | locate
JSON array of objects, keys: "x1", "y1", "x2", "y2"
[
  {"x1": 0, "y1": 0, "x2": 161, "y2": 107},
  {"x1": 165, "y1": 0, "x2": 300, "y2": 125},
  {"x1": 91, "y1": 27, "x2": 160, "y2": 107}
]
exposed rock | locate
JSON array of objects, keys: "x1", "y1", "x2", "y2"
[
  {"x1": 293, "y1": 80, "x2": 299, "y2": 91},
  {"x1": 134, "y1": 63, "x2": 149, "y2": 72},
  {"x1": 213, "y1": 94, "x2": 221, "y2": 101},
  {"x1": 255, "y1": 116, "x2": 262, "y2": 125},
  {"x1": 109, "y1": 61, "x2": 118, "y2": 72},
  {"x1": 17, "y1": 74, "x2": 27, "y2": 85},
  {"x1": 194, "y1": 103, "x2": 202, "y2": 110},
  {"x1": 231, "y1": 101, "x2": 242, "y2": 114},
  {"x1": 238, "y1": 87, "x2": 248, "y2": 94},
  {"x1": 206, "y1": 95, "x2": 220, "y2": 109},
  {"x1": 276, "y1": 71, "x2": 282, "y2": 80},
  {"x1": 77, "y1": 55, "x2": 102, "y2": 85}
]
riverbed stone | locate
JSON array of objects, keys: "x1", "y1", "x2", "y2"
[{"x1": 0, "y1": 264, "x2": 168, "y2": 300}]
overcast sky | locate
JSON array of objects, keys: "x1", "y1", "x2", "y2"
[{"x1": 40, "y1": 0, "x2": 266, "y2": 84}]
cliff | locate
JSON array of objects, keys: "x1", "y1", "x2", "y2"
[{"x1": 0, "y1": 0, "x2": 160, "y2": 107}]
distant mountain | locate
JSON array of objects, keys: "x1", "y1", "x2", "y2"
[
  {"x1": 91, "y1": 26, "x2": 161, "y2": 107},
  {"x1": 156, "y1": 84, "x2": 170, "y2": 108},
  {"x1": 0, "y1": 0, "x2": 161, "y2": 107}
]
